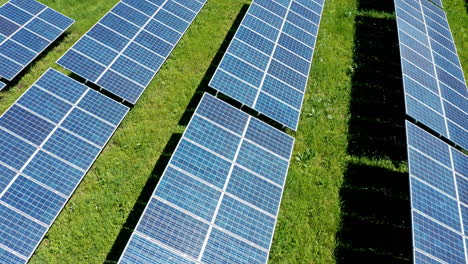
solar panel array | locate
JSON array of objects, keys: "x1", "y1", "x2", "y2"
[
  {"x1": 395, "y1": 0, "x2": 468, "y2": 149},
  {"x1": 406, "y1": 121, "x2": 467, "y2": 264},
  {"x1": 209, "y1": 0, "x2": 324, "y2": 130},
  {"x1": 0, "y1": 69, "x2": 128, "y2": 263},
  {"x1": 57, "y1": 0, "x2": 207, "y2": 104},
  {"x1": 119, "y1": 93, "x2": 294, "y2": 263},
  {"x1": 0, "y1": 81, "x2": 5, "y2": 91},
  {"x1": 0, "y1": 0, "x2": 74, "y2": 80}
]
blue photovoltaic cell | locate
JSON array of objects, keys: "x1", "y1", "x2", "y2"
[
  {"x1": 0, "y1": 104, "x2": 55, "y2": 145},
  {"x1": 227, "y1": 166, "x2": 282, "y2": 215},
  {"x1": 406, "y1": 121, "x2": 468, "y2": 264},
  {"x1": 23, "y1": 151, "x2": 82, "y2": 196},
  {"x1": 42, "y1": 128, "x2": 101, "y2": 170},
  {"x1": 456, "y1": 176, "x2": 468, "y2": 205},
  {"x1": 202, "y1": 228, "x2": 268, "y2": 264},
  {"x1": 155, "y1": 167, "x2": 221, "y2": 221},
  {"x1": 0, "y1": 0, "x2": 73, "y2": 80},
  {"x1": 58, "y1": 0, "x2": 207, "y2": 104},
  {"x1": 61, "y1": 109, "x2": 115, "y2": 147},
  {"x1": 196, "y1": 92, "x2": 249, "y2": 135},
  {"x1": 210, "y1": 0, "x2": 325, "y2": 130},
  {"x1": 0, "y1": 81, "x2": 5, "y2": 91},
  {"x1": 462, "y1": 206, "x2": 468, "y2": 236},
  {"x1": 215, "y1": 196, "x2": 275, "y2": 249},
  {"x1": 120, "y1": 235, "x2": 195, "y2": 264},
  {"x1": 0, "y1": 129, "x2": 37, "y2": 170},
  {"x1": 184, "y1": 115, "x2": 241, "y2": 160},
  {"x1": 136, "y1": 198, "x2": 209, "y2": 258},
  {"x1": 414, "y1": 251, "x2": 444, "y2": 264},
  {"x1": 17, "y1": 86, "x2": 71, "y2": 124},
  {"x1": 77, "y1": 91, "x2": 129, "y2": 126},
  {"x1": 1, "y1": 175, "x2": 66, "y2": 225},
  {"x1": 408, "y1": 148, "x2": 455, "y2": 197},
  {"x1": 0, "y1": 205, "x2": 46, "y2": 257},
  {"x1": 395, "y1": 0, "x2": 468, "y2": 149},
  {"x1": 410, "y1": 177, "x2": 461, "y2": 231},
  {"x1": 0, "y1": 164, "x2": 16, "y2": 194},
  {"x1": 119, "y1": 93, "x2": 294, "y2": 263},
  {"x1": 413, "y1": 211, "x2": 465, "y2": 264},
  {"x1": 0, "y1": 68, "x2": 128, "y2": 263},
  {"x1": 0, "y1": 247, "x2": 26, "y2": 264},
  {"x1": 170, "y1": 139, "x2": 231, "y2": 189}
]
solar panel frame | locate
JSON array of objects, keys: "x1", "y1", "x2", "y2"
[
  {"x1": 118, "y1": 93, "x2": 294, "y2": 263},
  {"x1": 0, "y1": 81, "x2": 5, "y2": 91},
  {"x1": 208, "y1": 0, "x2": 325, "y2": 130},
  {"x1": 406, "y1": 121, "x2": 468, "y2": 264},
  {"x1": 395, "y1": 0, "x2": 468, "y2": 149},
  {"x1": 0, "y1": 68, "x2": 129, "y2": 262},
  {"x1": 57, "y1": 0, "x2": 207, "y2": 105},
  {"x1": 0, "y1": 0, "x2": 74, "y2": 81}
]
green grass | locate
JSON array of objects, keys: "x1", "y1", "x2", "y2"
[{"x1": 0, "y1": 0, "x2": 465, "y2": 263}]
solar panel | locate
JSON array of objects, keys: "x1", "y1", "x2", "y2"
[
  {"x1": 0, "y1": 81, "x2": 5, "y2": 91},
  {"x1": 118, "y1": 93, "x2": 294, "y2": 263},
  {"x1": 406, "y1": 121, "x2": 468, "y2": 264},
  {"x1": 0, "y1": 0, "x2": 74, "y2": 80},
  {"x1": 395, "y1": 0, "x2": 468, "y2": 149},
  {"x1": 209, "y1": 0, "x2": 325, "y2": 130},
  {"x1": 0, "y1": 68, "x2": 128, "y2": 263},
  {"x1": 57, "y1": 0, "x2": 207, "y2": 104}
]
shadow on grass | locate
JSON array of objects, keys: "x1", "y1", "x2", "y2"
[
  {"x1": 178, "y1": 4, "x2": 249, "y2": 126},
  {"x1": 0, "y1": 32, "x2": 69, "y2": 93},
  {"x1": 347, "y1": 15, "x2": 406, "y2": 163},
  {"x1": 335, "y1": 163, "x2": 412, "y2": 263},
  {"x1": 104, "y1": 133, "x2": 182, "y2": 263},
  {"x1": 358, "y1": 0, "x2": 395, "y2": 13},
  {"x1": 104, "y1": 5, "x2": 249, "y2": 263},
  {"x1": 339, "y1": 7, "x2": 412, "y2": 262}
]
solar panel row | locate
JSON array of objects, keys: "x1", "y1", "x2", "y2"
[
  {"x1": 395, "y1": 0, "x2": 468, "y2": 149},
  {"x1": 406, "y1": 121, "x2": 468, "y2": 264},
  {"x1": 57, "y1": 0, "x2": 207, "y2": 104},
  {"x1": 0, "y1": 0, "x2": 74, "y2": 80},
  {"x1": 0, "y1": 69, "x2": 128, "y2": 263},
  {"x1": 119, "y1": 94, "x2": 294, "y2": 264},
  {"x1": 0, "y1": 81, "x2": 5, "y2": 91},
  {"x1": 209, "y1": 0, "x2": 324, "y2": 130}
]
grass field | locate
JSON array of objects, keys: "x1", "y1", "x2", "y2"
[{"x1": 0, "y1": 0, "x2": 466, "y2": 263}]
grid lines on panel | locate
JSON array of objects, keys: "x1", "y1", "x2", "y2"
[
  {"x1": 57, "y1": 0, "x2": 207, "y2": 104},
  {"x1": 406, "y1": 121, "x2": 468, "y2": 264},
  {"x1": 119, "y1": 93, "x2": 294, "y2": 264},
  {"x1": 0, "y1": 0, "x2": 74, "y2": 80},
  {"x1": 0, "y1": 68, "x2": 128, "y2": 263},
  {"x1": 209, "y1": 0, "x2": 325, "y2": 130},
  {"x1": 395, "y1": 0, "x2": 468, "y2": 149}
]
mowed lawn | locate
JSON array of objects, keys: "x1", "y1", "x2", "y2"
[{"x1": 0, "y1": 0, "x2": 466, "y2": 263}]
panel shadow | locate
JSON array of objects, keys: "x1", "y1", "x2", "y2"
[
  {"x1": 347, "y1": 15, "x2": 406, "y2": 162},
  {"x1": 335, "y1": 163, "x2": 412, "y2": 263},
  {"x1": 104, "y1": 133, "x2": 182, "y2": 263},
  {"x1": 358, "y1": 0, "x2": 395, "y2": 13}
]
